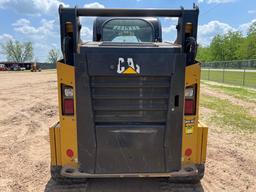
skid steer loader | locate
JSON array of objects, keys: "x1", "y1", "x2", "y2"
[{"x1": 49, "y1": 5, "x2": 208, "y2": 185}]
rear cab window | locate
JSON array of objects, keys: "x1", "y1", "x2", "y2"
[{"x1": 102, "y1": 19, "x2": 154, "y2": 43}]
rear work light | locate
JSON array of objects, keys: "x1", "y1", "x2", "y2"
[
  {"x1": 62, "y1": 85, "x2": 74, "y2": 115},
  {"x1": 185, "y1": 86, "x2": 196, "y2": 115}
]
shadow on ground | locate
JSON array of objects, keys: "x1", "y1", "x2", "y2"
[{"x1": 44, "y1": 178, "x2": 204, "y2": 192}]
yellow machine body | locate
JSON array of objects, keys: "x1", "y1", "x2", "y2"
[{"x1": 49, "y1": 62, "x2": 208, "y2": 171}]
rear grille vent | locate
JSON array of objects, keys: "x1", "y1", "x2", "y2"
[{"x1": 91, "y1": 76, "x2": 170, "y2": 124}]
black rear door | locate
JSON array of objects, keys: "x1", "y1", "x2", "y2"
[{"x1": 75, "y1": 46, "x2": 185, "y2": 174}]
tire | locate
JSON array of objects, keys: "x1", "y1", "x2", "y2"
[
  {"x1": 168, "y1": 164, "x2": 205, "y2": 184},
  {"x1": 51, "y1": 166, "x2": 87, "y2": 185}
]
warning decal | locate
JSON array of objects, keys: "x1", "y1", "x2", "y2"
[{"x1": 185, "y1": 119, "x2": 195, "y2": 134}]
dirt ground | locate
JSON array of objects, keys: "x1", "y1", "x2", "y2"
[{"x1": 0, "y1": 71, "x2": 255, "y2": 192}]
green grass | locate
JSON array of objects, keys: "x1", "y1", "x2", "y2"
[
  {"x1": 201, "y1": 70, "x2": 256, "y2": 88},
  {"x1": 201, "y1": 81, "x2": 256, "y2": 102},
  {"x1": 200, "y1": 94, "x2": 256, "y2": 133}
]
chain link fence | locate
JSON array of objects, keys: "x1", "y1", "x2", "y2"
[{"x1": 201, "y1": 60, "x2": 256, "y2": 88}]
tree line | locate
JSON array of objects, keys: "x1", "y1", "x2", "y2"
[
  {"x1": 0, "y1": 40, "x2": 61, "y2": 64},
  {"x1": 3, "y1": 21, "x2": 256, "y2": 64},
  {"x1": 197, "y1": 22, "x2": 256, "y2": 62}
]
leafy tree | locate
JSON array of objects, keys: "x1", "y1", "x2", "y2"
[
  {"x1": 197, "y1": 21, "x2": 256, "y2": 62},
  {"x1": 222, "y1": 31, "x2": 243, "y2": 61},
  {"x1": 245, "y1": 22, "x2": 256, "y2": 59},
  {"x1": 47, "y1": 48, "x2": 61, "y2": 64},
  {"x1": 245, "y1": 35, "x2": 256, "y2": 59},
  {"x1": 197, "y1": 46, "x2": 211, "y2": 62},
  {"x1": 210, "y1": 34, "x2": 225, "y2": 61},
  {"x1": 248, "y1": 21, "x2": 256, "y2": 35},
  {"x1": 1, "y1": 40, "x2": 33, "y2": 62}
]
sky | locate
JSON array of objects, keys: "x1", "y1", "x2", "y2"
[{"x1": 0, "y1": 0, "x2": 256, "y2": 62}]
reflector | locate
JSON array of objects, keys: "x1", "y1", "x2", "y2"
[
  {"x1": 185, "y1": 148, "x2": 192, "y2": 157},
  {"x1": 66, "y1": 149, "x2": 74, "y2": 158}
]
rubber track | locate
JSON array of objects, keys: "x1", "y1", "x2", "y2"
[{"x1": 45, "y1": 178, "x2": 204, "y2": 192}]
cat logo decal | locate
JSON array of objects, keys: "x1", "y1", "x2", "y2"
[{"x1": 117, "y1": 57, "x2": 140, "y2": 74}]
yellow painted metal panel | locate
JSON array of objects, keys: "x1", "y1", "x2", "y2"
[
  {"x1": 196, "y1": 126, "x2": 203, "y2": 163},
  {"x1": 54, "y1": 61, "x2": 208, "y2": 168},
  {"x1": 54, "y1": 125, "x2": 62, "y2": 165},
  {"x1": 49, "y1": 127, "x2": 56, "y2": 166},
  {"x1": 57, "y1": 62, "x2": 78, "y2": 167},
  {"x1": 199, "y1": 121, "x2": 208, "y2": 163},
  {"x1": 185, "y1": 63, "x2": 201, "y2": 87},
  {"x1": 182, "y1": 63, "x2": 204, "y2": 165}
]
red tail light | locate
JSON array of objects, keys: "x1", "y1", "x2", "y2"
[
  {"x1": 185, "y1": 86, "x2": 196, "y2": 115},
  {"x1": 62, "y1": 85, "x2": 74, "y2": 115},
  {"x1": 63, "y1": 99, "x2": 74, "y2": 115},
  {"x1": 185, "y1": 99, "x2": 194, "y2": 115}
]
